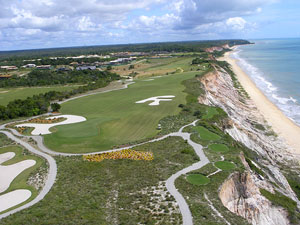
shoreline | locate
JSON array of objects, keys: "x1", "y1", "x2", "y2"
[{"x1": 219, "y1": 48, "x2": 300, "y2": 154}]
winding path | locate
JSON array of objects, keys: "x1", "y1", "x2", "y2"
[{"x1": 0, "y1": 82, "x2": 210, "y2": 224}]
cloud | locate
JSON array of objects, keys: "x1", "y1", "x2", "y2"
[{"x1": 172, "y1": 0, "x2": 276, "y2": 29}]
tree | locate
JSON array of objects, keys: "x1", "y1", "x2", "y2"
[
  {"x1": 51, "y1": 103, "x2": 61, "y2": 112},
  {"x1": 129, "y1": 65, "x2": 134, "y2": 70},
  {"x1": 106, "y1": 65, "x2": 112, "y2": 70}
]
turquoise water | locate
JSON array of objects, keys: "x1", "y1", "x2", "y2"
[{"x1": 232, "y1": 39, "x2": 300, "y2": 126}]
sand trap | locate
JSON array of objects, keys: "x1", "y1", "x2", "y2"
[
  {"x1": 0, "y1": 91, "x2": 9, "y2": 94},
  {"x1": 136, "y1": 96, "x2": 175, "y2": 106},
  {"x1": 0, "y1": 152, "x2": 15, "y2": 164},
  {"x1": 0, "y1": 189, "x2": 31, "y2": 213},
  {"x1": 0, "y1": 154, "x2": 36, "y2": 193},
  {"x1": 16, "y1": 115, "x2": 87, "y2": 135},
  {"x1": 143, "y1": 79, "x2": 154, "y2": 81}
]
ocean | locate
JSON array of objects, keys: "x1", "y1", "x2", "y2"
[{"x1": 232, "y1": 38, "x2": 300, "y2": 126}]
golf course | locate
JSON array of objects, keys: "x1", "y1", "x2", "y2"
[{"x1": 44, "y1": 72, "x2": 198, "y2": 153}]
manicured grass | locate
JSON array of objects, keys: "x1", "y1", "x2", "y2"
[
  {"x1": 0, "y1": 145, "x2": 46, "y2": 213},
  {"x1": 202, "y1": 107, "x2": 219, "y2": 120},
  {"x1": 0, "y1": 137, "x2": 198, "y2": 225},
  {"x1": 44, "y1": 72, "x2": 197, "y2": 153},
  {"x1": 0, "y1": 85, "x2": 78, "y2": 106},
  {"x1": 186, "y1": 174, "x2": 210, "y2": 185},
  {"x1": 214, "y1": 161, "x2": 235, "y2": 170},
  {"x1": 193, "y1": 126, "x2": 221, "y2": 141},
  {"x1": 208, "y1": 144, "x2": 229, "y2": 153}
]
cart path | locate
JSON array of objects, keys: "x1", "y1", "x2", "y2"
[{"x1": 1, "y1": 119, "x2": 209, "y2": 224}]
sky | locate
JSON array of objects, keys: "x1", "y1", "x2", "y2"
[{"x1": 0, "y1": 0, "x2": 300, "y2": 50}]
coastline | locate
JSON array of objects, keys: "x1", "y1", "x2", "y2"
[{"x1": 219, "y1": 48, "x2": 300, "y2": 154}]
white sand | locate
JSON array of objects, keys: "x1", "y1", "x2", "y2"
[
  {"x1": 16, "y1": 115, "x2": 86, "y2": 135},
  {"x1": 0, "y1": 189, "x2": 31, "y2": 213},
  {"x1": 0, "y1": 155, "x2": 36, "y2": 193},
  {"x1": 136, "y1": 96, "x2": 175, "y2": 106},
  {"x1": 220, "y1": 51, "x2": 300, "y2": 154},
  {"x1": 0, "y1": 152, "x2": 15, "y2": 164}
]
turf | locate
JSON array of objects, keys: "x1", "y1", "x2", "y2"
[
  {"x1": 208, "y1": 144, "x2": 229, "y2": 153},
  {"x1": 186, "y1": 174, "x2": 210, "y2": 185},
  {"x1": 0, "y1": 137, "x2": 198, "y2": 225},
  {"x1": 0, "y1": 145, "x2": 46, "y2": 213},
  {"x1": 44, "y1": 72, "x2": 198, "y2": 153},
  {"x1": 193, "y1": 126, "x2": 221, "y2": 141},
  {"x1": 202, "y1": 107, "x2": 219, "y2": 120},
  {"x1": 0, "y1": 85, "x2": 78, "y2": 106},
  {"x1": 214, "y1": 161, "x2": 235, "y2": 170}
]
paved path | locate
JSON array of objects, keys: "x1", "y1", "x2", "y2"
[{"x1": 0, "y1": 81, "x2": 210, "y2": 224}]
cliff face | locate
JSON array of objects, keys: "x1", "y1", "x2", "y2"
[
  {"x1": 219, "y1": 171, "x2": 289, "y2": 225},
  {"x1": 198, "y1": 66, "x2": 299, "y2": 225}
]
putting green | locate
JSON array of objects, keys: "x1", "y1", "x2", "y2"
[
  {"x1": 44, "y1": 72, "x2": 198, "y2": 153},
  {"x1": 215, "y1": 161, "x2": 235, "y2": 170},
  {"x1": 186, "y1": 174, "x2": 210, "y2": 185},
  {"x1": 194, "y1": 126, "x2": 221, "y2": 141},
  {"x1": 208, "y1": 144, "x2": 229, "y2": 153},
  {"x1": 202, "y1": 107, "x2": 219, "y2": 120}
]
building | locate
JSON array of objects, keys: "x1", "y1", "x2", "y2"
[
  {"x1": 36, "y1": 65, "x2": 52, "y2": 70},
  {"x1": 0, "y1": 66, "x2": 18, "y2": 70},
  {"x1": 76, "y1": 66, "x2": 97, "y2": 71},
  {"x1": 22, "y1": 64, "x2": 36, "y2": 68}
]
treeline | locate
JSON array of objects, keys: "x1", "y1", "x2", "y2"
[
  {"x1": 0, "y1": 40, "x2": 251, "y2": 61},
  {"x1": 0, "y1": 73, "x2": 120, "y2": 120},
  {"x1": 0, "y1": 70, "x2": 116, "y2": 87},
  {"x1": 0, "y1": 56, "x2": 115, "y2": 67}
]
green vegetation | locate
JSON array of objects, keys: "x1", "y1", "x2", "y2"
[
  {"x1": 208, "y1": 144, "x2": 229, "y2": 153},
  {"x1": 0, "y1": 85, "x2": 77, "y2": 106},
  {"x1": 245, "y1": 157, "x2": 265, "y2": 177},
  {"x1": 193, "y1": 126, "x2": 221, "y2": 141},
  {"x1": 0, "y1": 137, "x2": 199, "y2": 224},
  {"x1": 214, "y1": 161, "x2": 235, "y2": 170},
  {"x1": 202, "y1": 107, "x2": 219, "y2": 120},
  {"x1": 43, "y1": 72, "x2": 197, "y2": 153},
  {"x1": 0, "y1": 40, "x2": 251, "y2": 60},
  {"x1": 0, "y1": 69, "x2": 118, "y2": 88},
  {"x1": 0, "y1": 72, "x2": 119, "y2": 120},
  {"x1": 0, "y1": 145, "x2": 46, "y2": 213},
  {"x1": 186, "y1": 174, "x2": 210, "y2": 185}
]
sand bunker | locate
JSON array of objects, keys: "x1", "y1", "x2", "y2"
[
  {"x1": 0, "y1": 189, "x2": 31, "y2": 213},
  {"x1": 16, "y1": 115, "x2": 87, "y2": 135},
  {"x1": 136, "y1": 96, "x2": 175, "y2": 106},
  {"x1": 0, "y1": 153, "x2": 36, "y2": 193},
  {"x1": 0, "y1": 152, "x2": 15, "y2": 164}
]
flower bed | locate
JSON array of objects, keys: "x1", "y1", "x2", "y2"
[
  {"x1": 27, "y1": 117, "x2": 66, "y2": 124},
  {"x1": 83, "y1": 149, "x2": 154, "y2": 162}
]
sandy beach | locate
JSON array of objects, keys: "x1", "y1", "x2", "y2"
[{"x1": 220, "y1": 49, "x2": 300, "y2": 154}]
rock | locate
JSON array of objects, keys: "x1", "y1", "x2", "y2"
[{"x1": 219, "y1": 172, "x2": 289, "y2": 225}]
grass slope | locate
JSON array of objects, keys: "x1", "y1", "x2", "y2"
[
  {"x1": 44, "y1": 72, "x2": 197, "y2": 153},
  {"x1": 0, "y1": 137, "x2": 199, "y2": 225},
  {"x1": 0, "y1": 85, "x2": 78, "y2": 106},
  {"x1": 186, "y1": 174, "x2": 210, "y2": 185}
]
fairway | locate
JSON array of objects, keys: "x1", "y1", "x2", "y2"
[
  {"x1": 208, "y1": 144, "x2": 229, "y2": 153},
  {"x1": 186, "y1": 174, "x2": 210, "y2": 185},
  {"x1": 194, "y1": 126, "x2": 221, "y2": 141},
  {"x1": 0, "y1": 85, "x2": 78, "y2": 106},
  {"x1": 44, "y1": 72, "x2": 197, "y2": 153}
]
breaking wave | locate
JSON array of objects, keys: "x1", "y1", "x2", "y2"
[{"x1": 231, "y1": 49, "x2": 300, "y2": 126}]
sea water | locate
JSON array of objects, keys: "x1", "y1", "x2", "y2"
[{"x1": 232, "y1": 38, "x2": 300, "y2": 126}]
